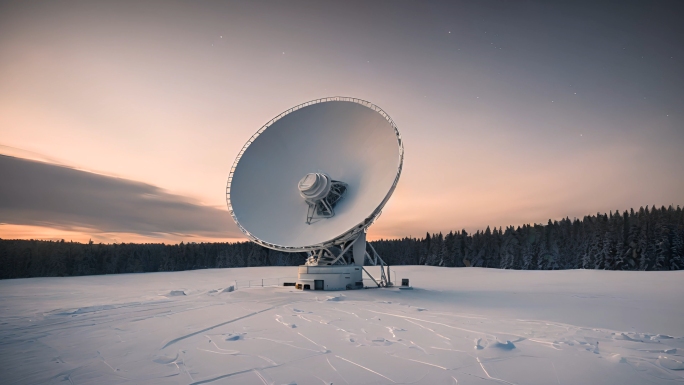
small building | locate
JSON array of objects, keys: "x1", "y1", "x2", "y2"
[{"x1": 296, "y1": 265, "x2": 363, "y2": 290}]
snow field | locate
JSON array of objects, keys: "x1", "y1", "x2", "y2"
[{"x1": 0, "y1": 266, "x2": 683, "y2": 384}]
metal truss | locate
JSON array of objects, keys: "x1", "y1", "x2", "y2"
[
  {"x1": 303, "y1": 233, "x2": 392, "y2": 288},
  {"x1": 305, "y1": 180, "x2": 348, "y2": 224},
  {"x1": 304, "y1": 237, "x2": 356, "y2": 266},
  {"x1": 362, "y1": 242, "x2": 392, "y2": 287}
]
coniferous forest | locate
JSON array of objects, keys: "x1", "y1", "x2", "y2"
[{"x1": 1, "y1": 205, "x2": 682, "y2": 279}]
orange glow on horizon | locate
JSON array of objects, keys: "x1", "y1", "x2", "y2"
[{"x1": 0, "y1": 224, "x2": 245, "y2": 245}]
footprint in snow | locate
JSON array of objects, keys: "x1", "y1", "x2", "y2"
[
  {"x1": 371, "y1": 337, "x2": 393, "y2": 346},
  {"x1": 489, "y1": 340, "x2": 516, "y2": 350},
  {"x1": 225, "y1": 333, "x2": 245, "y2": 341},
  {"x1": 153, "y1": 353, "x2": 178, "y2": 364}
]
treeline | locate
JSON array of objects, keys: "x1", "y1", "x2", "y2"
[
  {"x1": 1, "y1": 205, "x2": 682, "y2": 279},
  {"x1": 374, "y1": 205, "x2": 684, "y2": 270},
  {"x1": 0, "y1": 241, "x2": 305, "y2": 279}
]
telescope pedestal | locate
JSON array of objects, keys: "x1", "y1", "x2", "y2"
[
  {"x1": 296, "y1": 265, "x2": 363, "y2": 291},
  {"x1": 296, "y1": 232, "x2": 392, "y2": 291}
]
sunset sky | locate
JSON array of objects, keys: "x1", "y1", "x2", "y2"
[{"x1": 1, "y1": 1, "x2": 683, "y2": 244}]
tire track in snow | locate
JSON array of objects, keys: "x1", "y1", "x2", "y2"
[
  {"x1": 527, "y1": 338, "x2": 562, "y2": 350},
  {"x1": 430, "y1": 346, "x2": 469, "y2": 354},
  {"x1": 188, "y1": 351, "x2": 329, "y2": 384},
  {"x1": 250, "y1": 337, "x2": 320, "y2": 352},
  {"x1": 408, "y1": 340, "x2": 429, "y2": 354},
  {"x1": 298, "y1": 331, "x2": 328, "y2": 352},
  {"x1": 476, "y1": 357, "x2": 517, "y2": 385},
  {"x1": 367, "y1": 309, "x2": 496, "y2": 338},
  {"x1": 405, "y1": 318, "x2": 451, "y2": 341},
  {"x1": 161, "y1": 306, "x2": 274, "y2": 349},
  {"x1": 335, "y1": 355, "x2": 396, "y2": 383},
  {"x1": 258, "y1": 355, "x2": 277, "y2": 365},
  {"x1": 196, "y1": 348, "x2": 239, "y2": 355},
  {"x1": 253, "y1": 369, "x2": 271, "y2": 385},
  {"x1": 392, "y1": 354, "x2": 448, "y2": 370},
  {"x1": 189, "y1": 367, "x2": 264, "y2": 385},
  {"x1": 330, "y1": 308, "x2": 363, "y2": 319},
  {"x1": 327, "y1": 357, "x2": 350, "y2": 385}
]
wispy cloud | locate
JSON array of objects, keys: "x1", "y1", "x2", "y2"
[{"x1": 0, "y1": 155, "x2": 241, "y2": 240}]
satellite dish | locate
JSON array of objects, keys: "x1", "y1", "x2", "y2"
[{"x1": 227, "y1": 97, "x2": 403, "y2": 289}]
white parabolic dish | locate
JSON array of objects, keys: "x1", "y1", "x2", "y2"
[{"x1": 227, "y1": 97, "x2": 403, "y2": 251}]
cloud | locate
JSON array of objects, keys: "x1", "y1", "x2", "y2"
[{"x1": 0, "y1": 155, "x2": 242, "y2": 239}]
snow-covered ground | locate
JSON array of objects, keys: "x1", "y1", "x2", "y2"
[{"x1": 1, "y1": 266, "x2": 683, "y2": 385}]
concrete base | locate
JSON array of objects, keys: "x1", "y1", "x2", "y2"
[{"x1": 296, "y1": 265, "x2": 363, "y2": 291}]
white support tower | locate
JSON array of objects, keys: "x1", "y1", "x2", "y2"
[
  {"x1": 295, "y1": 231, "x2": 392, "y2": 290},
  {"x1": 226, "y1": 97, "x2": 404, "y2": 291}
]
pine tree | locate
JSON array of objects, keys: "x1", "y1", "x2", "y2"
[
  {"x1": 590, "y1": 217, "x2": 605, "y2": 270},
  {"x1": 602, "y1": 217, "x2": 617, "y2": 270},
  {"x1": 451, "y1": 231, "x2": 466, "y2": 267},
  {"x1": 425, "y1": 232, "x2": 444, "y2": 266},
  {"x1": 654, "y1": 226, "x2": 671, "y2": 270},
  {"x1": 439, "y1": 237, "x2": 448, "y2": 267},
  {"x1": 442, "y1": 231, "x2": 455, "y2": 267},
  {"x1": 580, "y1": 219, "x2": 593, "y2": 269},
  {"x1": 520, "y1": 225, "x2": 536, "y2": 270},
  {"x1": 671, "y1": 228, "x2": 684, "y2": 270},
  {"x1": 537, "y1": 223, "x2": 550, "y2": 270},
  {"x1": 500, "y1": 227, "x2": 518, "y2": 269},
  {"x1": 638, "y1": 221, "x2": 650, "y2": 270},
  {"x1": 481, "y1": 227, "x2": 493, "y2": 267}
]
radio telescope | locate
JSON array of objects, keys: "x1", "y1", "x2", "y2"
[{"x1": 227, "y1": 97, "x2": 403, "y2": 290}]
